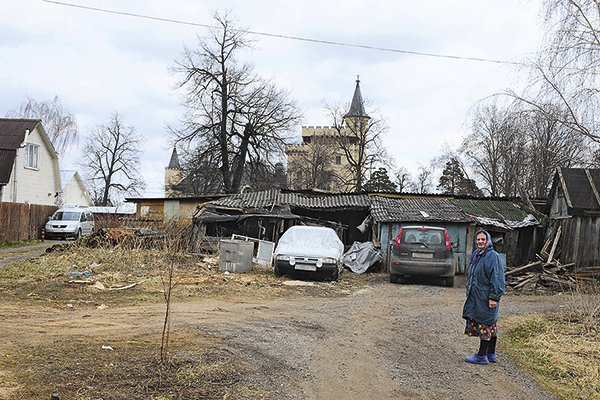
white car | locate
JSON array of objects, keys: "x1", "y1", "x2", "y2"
[
  {"x1": 45, "y1": 205, "x2": 95, "y2": 240},
  {"x1": 273, "y1": 226, "x2": 344, "y2": 281}
]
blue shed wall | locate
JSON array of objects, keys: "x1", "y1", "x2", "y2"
[{"x1": 379, "y1": 222, "x2": 470, "y2": 274}]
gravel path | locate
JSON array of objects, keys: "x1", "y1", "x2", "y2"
[{"x1": 181, "y1": 275, "x2": 563, "y2": 399}]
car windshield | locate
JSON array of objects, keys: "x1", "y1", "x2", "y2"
[
  {"x1": 402, "y1": 228, "x2": 443, "y2": 245},
  {"x1": 51, "y1": 211, "x2": 81, "y2": 221}
]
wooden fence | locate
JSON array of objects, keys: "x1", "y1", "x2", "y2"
[{"x1": 0, "y1": 202, "x2": 58, "y2": 241}]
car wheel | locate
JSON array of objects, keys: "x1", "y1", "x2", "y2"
[
  {"x1": 445, "y1": 277, "x2": 454, "y2": 287},
  {"x1": 390, "y1": 273, "x2": 398, "y2": 283},
  {"x1": 331, "y1": 268, "x2": 340, "y2": 282},
  {"x1": 74, "y1": 229, "x2": 82, "y2": 240},
  {"x1": 274, "y1": 265, "x2": 283, "y2": 277}
]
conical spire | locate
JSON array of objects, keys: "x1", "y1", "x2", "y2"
[
  {"x1": 344, "y1": 77, "x2": 370, "y2": 119},
  {"x1": 167, "y1": 147, "x2": 182, "y2": 169}
]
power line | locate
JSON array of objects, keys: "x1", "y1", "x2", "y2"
[{"x1": 41, "y1": 0, "x2": 525, "y2": 67}]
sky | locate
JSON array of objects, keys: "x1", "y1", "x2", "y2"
[{"x1": 0, "y1": 0, "x2": 544, "y2": 198}]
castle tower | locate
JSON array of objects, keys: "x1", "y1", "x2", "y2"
[
  {"x1": 286, "y1": 78, "x2": 370, "y2": 192},
  {"x1": 344, "y1": 78, "x2": 371, "y2": 131},
  {"x1": 165, "y1": 147, "x2": 183, "y2": 198}
]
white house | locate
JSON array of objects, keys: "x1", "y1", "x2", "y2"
[
  {"x1": 0, "y1": 119, "x2": 62, "y2": 205},
  {"x1": 59, "y1": 170, "x2": 93, "y2": 207}
]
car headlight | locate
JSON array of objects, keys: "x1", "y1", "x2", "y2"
[
  {"x1": 276, "y1": 255, "x2": 290, "y2": 261},
  {"x1": 67, "y1": 224, "x2": 77, "y2": 230},
  {"x1": 322, "y1": 258, "x2": 336, "y2": 264}
]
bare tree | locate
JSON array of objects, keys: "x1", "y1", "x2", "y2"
[
  {"x1": 79, "y1": 113, "x2": 146, "y2": 206},
  {"x1": 6, "y1": 94, "x2": 78, "y2": 158},
  {"x1": 415, "y1": 164, "x2": 433, "y2": 194},
  {"x1": 503, "y1": 0, "x2": 600, "y2": 164},
  {"x1": 392, "y1": 166, "x2": 415, "y2": 193},
  {"x1": 463, "y1": 97, "x2": 588, "y2": 197},
  {"x1": 169, "y1": 11, "x2": 302, "y2": 194},
  {"x1": 325, "y1": 99, "x2": 389, "y2": 193}
]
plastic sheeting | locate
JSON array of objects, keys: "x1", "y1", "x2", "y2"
[
  {"x1": 274, "y1": 226, "x2": 344, "y2": 259},
  {"x1": 342, "y1": 241, "x2": 383, "y2": 274}
]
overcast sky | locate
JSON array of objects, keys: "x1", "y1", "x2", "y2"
[{"x1": 1, "y1": 0, "x2": 543, "y2": 198}]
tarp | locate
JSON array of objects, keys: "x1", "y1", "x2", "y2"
[
  {"x1": 274, "y1": 226, "x2": 344, "y2": 259},
  {"x1": 342, "y1": 241, "x2": 383, "y2": 274}
]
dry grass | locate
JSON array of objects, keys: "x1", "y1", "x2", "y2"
[
  {"x1": 502, "y1": 280, "x2": 600, "y2": 400},
  {"x1": 0, "y1": 330, "x2": 251, "y2": 400}
]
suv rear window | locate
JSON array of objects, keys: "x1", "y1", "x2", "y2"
[{"x1": 400, "y1": 228, "x2": 444, "y2": 245}]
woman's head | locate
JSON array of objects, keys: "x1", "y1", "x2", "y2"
[
  {"x1": 476, "y1": 231, "x2": 488, "y2": 249},
  {"x1": 475, "y1": 230, "x2": 493, "y2": 250}
]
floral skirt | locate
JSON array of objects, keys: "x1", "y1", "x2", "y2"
[{"x1": 464, "y1": 318, "x2": 497, "y2": 341}]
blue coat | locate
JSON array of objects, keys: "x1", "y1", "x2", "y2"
[{"x1": 462, "y1": 247, "x2": 505, "y2": 326}]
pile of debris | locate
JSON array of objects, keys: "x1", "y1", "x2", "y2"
[
  {"x1": 505, "y1": 260, "x2": 577, "y2": 293},
  {"x1": 45, "y1": 227, "x2": 164, "y2": 252}
]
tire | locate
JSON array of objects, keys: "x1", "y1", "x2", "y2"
[
  {"x1": 390, "y1": 273, "x2": 398, "y2": 283},
  {"x1": 74, "y1": 229, "x2": 82, "y2": 240},
  {"x1": 274, "y1": 265, "x2": 283, "y2": 277},
  {"x1": 445, "y1": 277, "x2": 454, "y2": 287},
  {"x1": 331, "y1": 268, "x2": 340, "y2": 282}
]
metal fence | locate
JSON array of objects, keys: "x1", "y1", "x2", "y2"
[{"x1": 0, "y1": 202, "x2": 58, "y2": 241}]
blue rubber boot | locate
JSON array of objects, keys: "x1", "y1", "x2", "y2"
[
  {"x1": 487, "y1": 353, "x2": 497, "y2": 363},
  {"x1": 465, "y1": 354, "x2": 489, "y2": 364}
]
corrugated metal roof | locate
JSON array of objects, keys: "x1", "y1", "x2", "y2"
[
  {"x1": 450, "y1": 199, "x2": 539, "y2": 229},
  {"x1": 213, "y1": 189, "x2": 371, "y2": 210},
  {"x1": 370, "y1": 196, "x2": 472, "y2": 223},
  {"x1": 451, "y1": 199, "x2": 530, "y2": 221},
  {"x1": 201, "y1": 190, "x2": 540, "y2": 229}
]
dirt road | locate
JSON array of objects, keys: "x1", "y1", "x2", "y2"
[{"x1": 0, "y1": 274, "x2": 565, "y2": 399}]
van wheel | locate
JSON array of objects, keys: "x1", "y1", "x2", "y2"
[{"x1": 74, "y1": 229, "x2": 82, "y2": 240}]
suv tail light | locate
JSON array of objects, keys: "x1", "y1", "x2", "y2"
[
  {"x1": 444, "y1": 230, "x2": 451, "y2": 249},
  {"x1": 395, "y1": 227, "x2": 403, "y2": 246}
]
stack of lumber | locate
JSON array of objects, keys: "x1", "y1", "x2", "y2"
[{"x1": 505, "y1": 260, "x2": 577, "y2": 293}]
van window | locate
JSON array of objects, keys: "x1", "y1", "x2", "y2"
[{"x1": 51, "y1": 211, "x2": 81, "y2": 221}]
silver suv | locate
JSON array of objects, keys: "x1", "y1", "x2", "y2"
[{"x1": 45, "y1": 205, "x2": 95, "y2": 240}]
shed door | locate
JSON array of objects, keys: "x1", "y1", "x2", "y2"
[{"x1": 164, "y1": 200, "x2": 180, "y2": 223}]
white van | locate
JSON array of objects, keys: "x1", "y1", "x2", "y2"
[{"x1": 45, "y1": 204, "x2": 95, "y2": 240}]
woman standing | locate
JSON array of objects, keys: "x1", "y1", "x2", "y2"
[{"x1": 462, "y1": 230, "x2": 505, "y2": 364}]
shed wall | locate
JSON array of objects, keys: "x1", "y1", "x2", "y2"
[{"x1": 556, "y1": 216, "x2": 600, "y2": 267}]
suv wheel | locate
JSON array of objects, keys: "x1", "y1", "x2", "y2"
[{"x1": 74, "y1": 229, "x2": 82, "y2": 240}]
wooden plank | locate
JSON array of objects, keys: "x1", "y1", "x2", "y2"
[
  {"x1": 505, "y1": 261, "x2": 542, "y2": 276},
  {"x1": 547, "y1": 226, "x2": 561, "y2": 263}
]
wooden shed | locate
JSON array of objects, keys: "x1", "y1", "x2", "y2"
[{"x1": 546, "y1": 167, "x2": 600, "y2": 267}]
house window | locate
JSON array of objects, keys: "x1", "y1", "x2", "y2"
[
  {"x1": 335, "y1": 156, "x2": 342, "y2": 165},
  {"x1": 24, "y1": 143, "x2": 39, "y2": 169}
]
